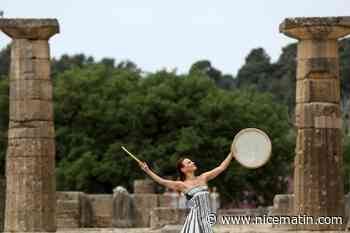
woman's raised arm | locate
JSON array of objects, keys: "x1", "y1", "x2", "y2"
[
  {"x1": 200, "y1": 149, "x2": 236, "y2": 182},
  {"x1": 139, "y1": 162, "x2": 185, "y2": 192}
]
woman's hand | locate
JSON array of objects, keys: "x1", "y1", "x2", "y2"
[
  {"x1": 137, "y1": 161, "x2": 185, "y2": 191},
  {"x1": 231, "y1": 146, "x2": 237, "y2": 159},
  {"x1": 139, "y1": 161, "x2": 150, "y2": 173}
]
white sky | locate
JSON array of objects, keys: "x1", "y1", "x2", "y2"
[{"x1": 0, "y1": 1, "x2": 349, "y2": 75}]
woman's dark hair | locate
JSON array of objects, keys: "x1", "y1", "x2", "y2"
[{"x1": 177, "y1": 157, "x2": 186, "y2": 181}]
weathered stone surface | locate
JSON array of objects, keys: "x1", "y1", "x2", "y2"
[
  {"x1": 0, "y1": 18, "x2": 59, "y2": 39},
  {"x1": 5, "y1": 193, "x2": 56, "y2": 232},
  {"x1": 12, "y1": 39, "x2": 50, "y2": 59},
  {"x1": 8, "y1": 121, "x2": 55, "y2": 139},
  {"x1": 280, "y1": 17, "x2": 350, "y2": 39},
  {"x1": 112, "y1": 186, "x2": 134, "y2": 228},
  {"x1": 133, "y1": 194, "x2": 158, "y2": 227},
  {"x1": 89, "y1": 194, "x2": 113, "y2": 227},
  {"x1": 295, "y1": 103, "x2": 341, "y2": 129},
  {"x1": 2, "y1": 18, "x2": 58, "y2": 233},
  {"x1": 56, "y1": 192, "x2": 82, "y2": 229},
  {"x1": 294, "y1": 128, "x2": 344, "y2": 230},
  {"x1": 134, "y1": 179, "x2": 155, "y2": 194},
  {"x1": 7, "y1": 138, "x2": 55, "y2": 157},
  {"x1": 6, "y1": 172, "x2": 55, "y2": 195},
  {"x1": 55, "y1": 192, "x2": 94, "y2": 229},
  {"x1": 150, "y1": 208, "x2": 186, "y2": 229},
  {"x1": 296, "y1": 78, "x2": 340, "y2": 103},
  {"x1": 298, "y1": 39, "x2": 338, "y2": 59},
  {"x1": 79, "y1": 192, "x2": 93, "y2": 228},
  {"x1": 281, "y1": 16, "x2": 349, "y2": 231},
  {"x1": 10, "y1": 79, "x2": 53, "y2": 101},
  {"x1": 297, "y1": 58, "x2": 339, "y2": 80},
  {"x1": 10, "y1": 57, "x2": 51, "y2": 81},
  {"x1": 9, "y1": 99, "x2": 54, "y2": 121}
]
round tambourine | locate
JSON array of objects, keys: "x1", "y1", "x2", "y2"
[{"x1": 231, "y1": 128, "x2": 272, "y2": 169}]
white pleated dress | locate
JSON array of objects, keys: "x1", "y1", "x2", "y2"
[{"x1": 180, "y1": 185, "x2": 213, "y2": 233}]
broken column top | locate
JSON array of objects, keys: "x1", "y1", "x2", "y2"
[
  {"x1": 280, "y1": 16, "x2": 350, "y2": 40},
  {"x1": 0, "y1": 18, "x2": 59, "y2": 40}
]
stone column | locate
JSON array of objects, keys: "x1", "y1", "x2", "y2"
[
  {"x1": 0, "y1": 19, "x2": 59, "y2": 232},
  {"x1": 280, "y1": 17, "x2": 350, "y2": 230}
]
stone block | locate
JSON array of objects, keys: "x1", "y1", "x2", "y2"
[
  {"x1": 10, "y1": 79, "x2": 53, "y2": 101},
  {"x1": 79, "y1": 192, "x2": 93, "y2": 227},
  {"x1": 297, "y1": 39, "x2": 338, "y2": 59},
  {"x1": 8, "y1": 121, "x2": 55, "y2": 139},
  {"x1": 294, "y1": 128, "x2": 344, "y2": 218},
  {"x1": 5, "y1": 193, "x2": 56, "y2": 232},
  {"x1": 297, "y1": 58, "x2": 339, "y2": 80},
  {"x1": 55, "y1": 192, "x2": 94, "y2": 228},
  {"x1": 112, "y1": 186, "x2": 134, "y2": 228},
  {"x1": 7, "y1": 138, "x2": 55, "y2": 157},
  {"x1": 5, "y1": 173, "x2": 55, "y2": 196},
  {"x1": 134, "y1": 179, "x2": 155, "y2": 194},
  {"x1": 10, "y1": 57, "x2": 51, "y2": 81},
  {"x1": 295, "y1": 103, "x2": 341, "y2": 129},
  {"x1": 6, "y1": 155, "x2": 55, "y2": 176},
  {"x1": 133, "y1": 194, "x2": 158, "y2": 227},
  {"x1": 89, "y1": 194, "x2": 113, "y2": 227},
  {"x1": 296, "y1": 79, "x2": 340, "y2": 103},
  {"x1": 0, "y1": 19, "x2": 59, "y2": 40},
  {"x1": 12, "y1": 39, "x2": 50, "y2": 59},
  {"x1": 56, "y1": 200, "x2": 80, "y2": 228},
  {"x1": 280, "y1": 17, "x2": 350, "y2": 40},
  {"x1": 9, "y1": 99, "x2": 53, "y2": 121}
]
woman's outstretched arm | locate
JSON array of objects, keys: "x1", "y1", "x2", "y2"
[
  {"x1": 139, "y1": 162, "x2": 185, "y2": 192},
  {"x1": 200, "y1": 148, "x2": 236, "y2": 182}
]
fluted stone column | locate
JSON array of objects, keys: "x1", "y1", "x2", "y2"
[
  {"x1": 0, "y1": 19, "x2": 59, "y2": 232},
  {"x1": 280, "y1": 17, "x2": 350, "y2": 230}
]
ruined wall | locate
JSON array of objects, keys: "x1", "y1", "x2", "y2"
[
  {"x1": 89, "y1": 194, "x2": 113, "y2": 227},
  {"x1": 56, "y1": 192, "x2": 82, "y2": 228}
]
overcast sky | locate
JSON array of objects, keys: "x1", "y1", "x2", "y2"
[{"x1": 0, "y1": 1, "x2": 349, "y2": 75}]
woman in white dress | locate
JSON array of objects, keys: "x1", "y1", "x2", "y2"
[{"x1": 139, "y1": 148, "x2": 236, "y2": 233}]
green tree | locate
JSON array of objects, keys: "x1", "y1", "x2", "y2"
[
  {"x1": 189, "y1": 60, "x2": 235, "y2": 89},
  {"x1": 236, "y1": 48, "x2": 273, "y2": 91},
  {"x1": 0, "y1": 45, "x2": 10, "y2": 79}
]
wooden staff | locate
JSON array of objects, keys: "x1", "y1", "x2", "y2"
[{"x1": 121, "y1": 146, "x2": 144, "y2": 165}]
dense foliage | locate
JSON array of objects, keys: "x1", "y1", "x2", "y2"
[{"x1": 0, "y1": 38, "x2": 349, "y2": 206}]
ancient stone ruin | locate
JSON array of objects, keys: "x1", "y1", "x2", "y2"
[
  {"x1": 112, "y1": 186, "x2": 134, "y2": 227},
  {"x1": 0, "y1": 19, "x2": 59, "y2": 232},
  {"x1": 0, "y1": 16, "x2": 350, "y2": 232},
  {"x1": 280, "y1": 16, "x2": 350, "y2": 231}
]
